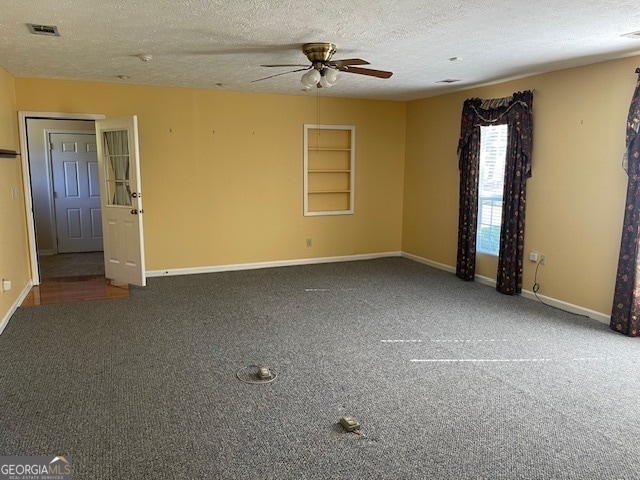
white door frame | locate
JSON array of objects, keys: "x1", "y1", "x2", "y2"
[{"x1": 19, "y1": 111, "x2": 105, "y2": 285}]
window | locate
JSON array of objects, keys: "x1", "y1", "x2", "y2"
[{"x1": 477, "y1": 124, "x2": 508, "y2": 255}]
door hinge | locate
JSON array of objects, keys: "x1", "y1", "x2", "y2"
[
  {"x1": 49, "y1": 141, "x2": 54, "y2": 151},
  {"x1": 53, "y1": 191, "x2": 58, "y2": 199}
]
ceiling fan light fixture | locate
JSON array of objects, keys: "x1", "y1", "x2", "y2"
[
  {"x1": 318, "y1": 68, "x2": 339, "y2": 88},
  {"x1": 256, "y1": 42, "x2": 392, "y2": 86},
  {"x1": 323, "y1": 68, "x2": 339, "y2": 85},
  {"x1": 319, "y1": 75, "x2": 332, "y2": 88},
  {"x1": 301, "y1": 69, "x2": 321, "y2": 87}
]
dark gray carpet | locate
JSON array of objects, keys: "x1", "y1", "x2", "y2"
[
  {"x1": 39, "y1": 252, "x2": 104, "y2": 280},
  {"x1": 1, "y1": 258, "x2": 639, "y2": 479}
]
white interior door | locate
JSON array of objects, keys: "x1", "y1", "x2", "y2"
[
  {"x1": 95, "y1": 116, "x2": 146, "y2": 286},
  {"x1": 50, "y1": 132, "x2": 103, "y2": 253}
]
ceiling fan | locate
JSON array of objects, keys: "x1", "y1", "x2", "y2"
[{"x1": 253, "y1": 42, "x2": 393, "y2": 88}]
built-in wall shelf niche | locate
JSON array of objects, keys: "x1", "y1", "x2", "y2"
[{"x1": 303, "y1": 124, "x2": 355, "y2": 216}]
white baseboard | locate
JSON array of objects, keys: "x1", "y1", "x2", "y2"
[
  {"x1": 520, "y1": 290, "x2": 610, "y2": 325},
  {"x1": 401, "y1": 252, "x2": 455, "y2": 273},
  {"x1": 401, "y1": 251, "x2": 610, "y2": 325},
  {"x1": 0, "y1": 280, "x2": 33, "y2": 336},
  {"x1": 146, "y1": 251, "x2": 403, "y2": 278},
  {"x1": 474, "y1": 274, "x2": 496, "y2": 288}
]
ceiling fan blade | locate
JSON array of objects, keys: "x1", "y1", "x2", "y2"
[
  {"x1": 260, "y1": 64, "x2": 309, "y2": 68},
  {"x1": 328, "y1": 58, "x2": 370, "y2": 68},
  {"x1": 339, "y1": 66, "x2": 393, "y2": 79},
  {"x1": 251, "y1": 67, "x2": 311, "y2": 83}
]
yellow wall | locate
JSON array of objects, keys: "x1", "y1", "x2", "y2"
[
  {"x1": 6, "y1": 54, "x2": 637, "y2": 321},
  {"x1": 403, "y1": 56, "x2": 638, "y2": 315},
  {"x1": 14, "y1": 80, "x2": 406, "y2": 271},
  {"x1": 0, "y1": 66, "x2": 30, "y2": 322}
]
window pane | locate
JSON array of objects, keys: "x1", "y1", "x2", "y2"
[
  {"x1": 102, "y1": 129, "x2": 132, "y2": 206},
  {"x1": 477, "y1": 124, "x2": 508, "y2": 255}
]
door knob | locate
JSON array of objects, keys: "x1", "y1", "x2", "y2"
[{"x1": 131, "y1": 209, "x2": 138, "y2": 215}]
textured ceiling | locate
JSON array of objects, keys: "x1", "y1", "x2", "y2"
[{"x1": 1, "y1": 0, "x2": 640, "y2": 101}]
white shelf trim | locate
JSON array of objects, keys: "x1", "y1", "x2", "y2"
[{"x1": 303, "y1": 124, "x2": 355, "y2": 216}]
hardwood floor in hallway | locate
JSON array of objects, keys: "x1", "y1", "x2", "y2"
[{"x1": 21, "y1": 277, "x2": 129, "y2": 306}]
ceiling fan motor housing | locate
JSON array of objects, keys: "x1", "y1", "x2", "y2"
[{"x1": 303, "y1": 43, "x2": 337, "y2": 65}]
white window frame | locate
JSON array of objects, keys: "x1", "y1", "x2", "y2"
[{"x1": 476, "y1": 124, "x2": 508, "y2": 256}]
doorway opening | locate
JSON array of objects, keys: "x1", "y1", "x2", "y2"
[
  {"x1": 23, "y1": 117, "x2": 104, "y2": 283},
  {"x1": 19, "y1": 113, "x2": 131, "y2": 305},
  {"x1": 19, "y1": 112, "x2": 145, "y2": 304}
]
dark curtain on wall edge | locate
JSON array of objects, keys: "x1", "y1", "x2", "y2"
[
  {"x1": 456, "y1": 91, "x2": 534, "y2": 295},
  {"x1": 611, "y1": 70, "x2": 640, "y2": 337}
]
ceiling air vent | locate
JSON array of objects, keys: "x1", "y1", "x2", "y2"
[
  {"x1": 436, "y1": 79, "x2": 461, "y2": 84},
  {"x1": 27, "y1": 24, "x2": 60, "y2": 36}
]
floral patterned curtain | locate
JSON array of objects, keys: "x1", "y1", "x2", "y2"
[
  {"x1": 456, "y1": 91, "x2": 534, "y2": 294},
  {"x1": 456, "y1": 98, "x2": 484, "y2": 281},
  {"x1": 611, "y1": 70, "x2": 640, "y2": 337}
]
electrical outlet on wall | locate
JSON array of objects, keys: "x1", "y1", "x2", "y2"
[{"x1": 306, "y1": 238, "x2": 312, "y2": 247}]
